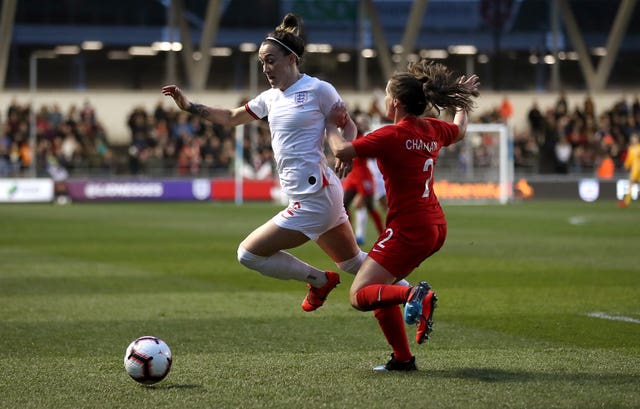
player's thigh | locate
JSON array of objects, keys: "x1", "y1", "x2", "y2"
[
  {"x1": 368, "y1": 223, "x2": 446, "y2": 279},
  {"x1": 240, "y1": 220, "x2": 309, "y2": 256},
  {"x1": 316, "y1": 220, "x2": 360, "y2": 263},
  {"x1": 350, "y1": 257, "x2": 397, "y2": 293}
]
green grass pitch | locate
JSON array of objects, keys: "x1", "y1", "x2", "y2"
[{"x1": 1, "y1": 200, "x2": 639, "y2": 409}]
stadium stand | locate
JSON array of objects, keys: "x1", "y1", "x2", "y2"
[{"x1": 2, "y1": 93, "x2": 638, "y2": 180}]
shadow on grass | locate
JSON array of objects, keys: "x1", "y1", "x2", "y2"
[
  {"x1": 427, "y1": 367, "x2": 640, "y2": 384},
  {"x1": 143, "y1": 384, "x2": 203, "y2": 390}
]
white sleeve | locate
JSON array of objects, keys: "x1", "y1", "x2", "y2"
[
  {"x1": 246, "y1": 90, "x2": 270, "y2": 119},
  {"x1": 317, "y1": 81, "x2": 342, "y2": 118}
]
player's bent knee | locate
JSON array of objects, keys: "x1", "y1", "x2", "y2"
[
  {"x1": 237, "y1": 245, "x2": 266, "y2": 272},
  {"x1": 350, "y1": 290, "x2": 366, "y2": 311}
]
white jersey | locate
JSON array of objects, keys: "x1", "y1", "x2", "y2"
[{"x1": 246, "y1": 74, "x2": 341, "y2": 196}]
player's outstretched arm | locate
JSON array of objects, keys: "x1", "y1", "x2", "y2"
[
  {"x1": 161, "y1": 84, "x2": 253, "y2": 127},
  {"x1": 452, "y1": 74, "x2": 480, "y2": 143}
]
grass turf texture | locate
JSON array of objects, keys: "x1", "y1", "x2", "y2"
[{"x1": 1, "y1": 200, "x2": 638, "y2": 409}]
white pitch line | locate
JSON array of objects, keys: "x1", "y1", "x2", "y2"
[
  {"x1": 568, "y1": 216, "x2": 587, "y2": 225},
  {"x1": 587, "y1": 312, "x2": 640, "y2": 324}
]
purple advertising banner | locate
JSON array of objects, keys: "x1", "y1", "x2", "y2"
[{"x1": 66, "y1": 179, "x2": 211, "y2": 201}]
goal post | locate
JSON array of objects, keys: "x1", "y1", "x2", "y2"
[{"x1": 435, "y1": 123, "x2": 514, "y2": 204}]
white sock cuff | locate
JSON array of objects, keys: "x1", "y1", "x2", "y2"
[{"x1": 337, "y1": 250, "x2": 368, "y2": 275}]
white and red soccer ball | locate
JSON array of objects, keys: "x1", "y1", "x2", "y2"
[{"x1": 124, "y1": 336, "x2": 172, "y2": 385}]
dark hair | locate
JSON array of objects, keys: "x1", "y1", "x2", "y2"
[
  {"x1": 388, "y1": 60, "x2": 479, "y2": 116},
  {"x1": 264, "y1": 13, "x2": 305, "y2": 64}
]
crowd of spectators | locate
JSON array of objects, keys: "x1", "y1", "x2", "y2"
[
  {"x1": 2, "y1": 92, "x2": 639, "y2": 180},
  {"x1": 0, "y1": 98, "x2": 113, "y2": 178},
  {"x1": 510, "y1": 92, "x2": 639, "y2": 177},
  {"x1": 126, "y1": 98, "x2": 277, "y2": 178}
]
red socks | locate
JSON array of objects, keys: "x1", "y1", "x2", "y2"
[
  {"x1": 355, "y1": 284, "x2": 410, "y2": 311},
  {"x1": 356, "y1": 284, "x2": 413, "y2": 362},
  {"x1": 374, "y1": 306, "x2": 412, "y2": 362}
]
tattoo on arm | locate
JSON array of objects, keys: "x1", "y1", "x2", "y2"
[{"x1": 187, "y1": 102, "x2": 210, "y2": 118}]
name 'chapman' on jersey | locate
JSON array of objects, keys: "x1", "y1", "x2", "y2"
[{"x1": 406, "y1": 139, "x2": 438, "y2": 152}]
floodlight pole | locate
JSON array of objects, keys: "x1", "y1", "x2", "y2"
[
  {"x1": 28, "y1": 52, "x2": 39, "y2": 178},
  {"x1": 29, "y1": 50, "x2": 56, "y2": 177}
]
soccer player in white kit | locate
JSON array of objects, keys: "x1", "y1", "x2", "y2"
[{"x1": 162, "y1": 13, "x2": 367, "y2": 311}]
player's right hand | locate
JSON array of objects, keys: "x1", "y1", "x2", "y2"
[{"x1": 161, "y1": 85, "x2": 191, "y2": 111}]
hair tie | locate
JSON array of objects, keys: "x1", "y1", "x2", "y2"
[{"x1": 266, "y1": 36, "x2": 300, "y2": 60}]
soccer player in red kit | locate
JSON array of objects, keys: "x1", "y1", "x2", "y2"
[
  {"x1": 342, "y1": 113, "x2": 385, "y2": 239},
  {"x1": 330, "y1": 60, "x2": 480, "y2": 371}
]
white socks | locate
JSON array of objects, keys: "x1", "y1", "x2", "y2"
[
  {"x1": 237, "y1": 245, "x2": 411, "y2": 287},
  {"x1": 237, "y1": 246, "x2": 327, "y2": 286}
]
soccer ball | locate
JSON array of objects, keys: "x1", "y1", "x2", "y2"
[{"x1": 124, "y1": 336, "x2": 172, "y2": 385}]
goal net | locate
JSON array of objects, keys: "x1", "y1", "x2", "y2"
[{"x1": 433, "y1": 123, "x2": 514, "y2": 204}]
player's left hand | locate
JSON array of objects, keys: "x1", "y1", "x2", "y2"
[
  {"x1": 457, "y1": 74, "x2": 480, "y2": 97},
  {"x1": 334, "y1": 158, "x2": 352, "y2": 178}
]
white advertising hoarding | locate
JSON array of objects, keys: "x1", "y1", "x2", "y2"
[{"x1": 0, "y1": 179, "x2": 54, "y2": 203}]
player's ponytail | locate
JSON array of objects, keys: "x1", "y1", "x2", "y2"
[{"x1": 391, "y1": 60, "x2": 479, "y2": 116}]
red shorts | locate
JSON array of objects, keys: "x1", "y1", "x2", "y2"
[
  {"x1": 342, "y1": 174, "x2": 375, "y2": 197},
  {"x1": 367, "y1": 223, "x2": 447, "y2": 278}
]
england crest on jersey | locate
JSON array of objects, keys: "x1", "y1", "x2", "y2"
[{"x1": 294, "y1": 91, "x2": 308, "y2": 104}]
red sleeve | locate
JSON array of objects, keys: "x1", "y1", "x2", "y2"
[
  {"x1": 352, "y1": 125, "x2": 394, "y2": 158},
  {"x1": 425, "y1": 118, "x2": 458, "y2": 147}
]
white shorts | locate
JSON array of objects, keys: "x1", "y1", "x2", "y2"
[
  {"x1": 367, "y1": 158, "x2": 386, "y2": 201},
  {"x1": 272, "y1": 171, "x2": 348, "y2": 240}
]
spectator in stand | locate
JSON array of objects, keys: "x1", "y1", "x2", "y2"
[
  {"x1": 498, "y1": 96, "x2": 513, "y2": 124},
  {"x1": 0, "y1": 122, "x2": 10, "y2": 177},
  {"x1": 177, "y1": 134, "x2": 202, "y2": 176},
  {"x1": 527, "y1": 101, "x2": 545, "y2": 143},
  {"x1": 554, "y1": 90, "x2": 569, "y2": 120},
  {"x1": 555, "y1": 135, "x2": 572, "y2": 174},
  {"x1": 584, "y1": 95, "x2": 596, "y2": 121},
  {"x1": 632, "y1": 96, "x2": 640, "y2": 130}
]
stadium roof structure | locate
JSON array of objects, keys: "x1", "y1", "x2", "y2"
[{"x1": 1, "y1": 0, "x2": 639, "y2": 92}]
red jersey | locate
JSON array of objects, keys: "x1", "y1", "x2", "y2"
[
  {"x1": 346, "y1": 133, "x2": 371, "y2": 181},
  {"x1": 352, "y1": 116, "x2": 458, "y2": 227}
]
